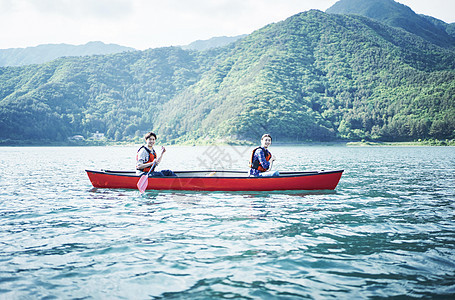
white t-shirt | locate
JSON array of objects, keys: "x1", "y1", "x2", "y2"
[{"x1": 136, "y1": 146, "x2": 155, "y2": 173}]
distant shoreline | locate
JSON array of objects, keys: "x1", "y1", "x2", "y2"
[
  {"x1": 346, "y1": 140, "x2": 455, "y2": 146},
  {"x1": 1, "y1": 139, "x2": 454, "y2": 147}
]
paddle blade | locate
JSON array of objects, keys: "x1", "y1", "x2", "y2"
[{"x1": 137, "y1": 174, "x2": 149, "y2": 193}]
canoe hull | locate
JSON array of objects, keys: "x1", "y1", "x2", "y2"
[{"x1": 85, "y1": 170, "x2": 343, "y2": 191}]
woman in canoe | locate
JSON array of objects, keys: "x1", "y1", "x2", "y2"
[
  {"x1": 136, "y1": 132, "x2": 175, "y2": 176},
  {"x1": 249, "y1": 134, "x2": 279, "y2": 177}
]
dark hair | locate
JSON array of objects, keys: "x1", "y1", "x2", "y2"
[
  {"x1": 261, "y1": 134, "x2": 272, "y2": 141},
  {"x1": 144, "y1": 132, "x2": 157, "y2": 140}
]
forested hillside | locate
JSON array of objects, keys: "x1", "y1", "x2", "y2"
[
  {"x1": 153, "y1": 10, "x2": 455, "y2": 143},
  {"x1": 0, "y1": 2, "x2": 454, "y2": 145},
  {"x1": 0, "y1": 47, "x2": 224, "y2": 143}
]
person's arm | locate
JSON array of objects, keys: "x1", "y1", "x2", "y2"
[
  {"x1": 268, "y1": 154, "x2": 276, "y2": 171},
  {"x1": 137, "y1": 147, "x2": 166, "y2": 170},
  {"x1": 267, "y1": 159, "x2": 274, "y2": 171},
  {"x1": 154, "y1": 146, "x2": 166, "y2": 167},
  {"x1": 136, "y1": 148, "x2": 153, "y2": 170}
]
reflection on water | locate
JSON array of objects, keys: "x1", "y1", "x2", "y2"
[{"x1": 0, "y1": 146, "x2": 454, "y2": 299}]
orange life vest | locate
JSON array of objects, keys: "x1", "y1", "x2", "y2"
[
  {"x1": 249, "y1": 147, "x2": 271, "y2": 172},
  {"x1": 136, "y1": 146, "x2": 157, "y2": 172}
]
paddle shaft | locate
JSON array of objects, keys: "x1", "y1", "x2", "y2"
[
  {"x1": 143, "y1": 148, "x2": 166, "y2": 173},
  {"x1": 145, "y1": 161, "x2": 157, "y2": 175},
  {"x1": 143, "y1": 149, "x2": 166, "y2": 175}
]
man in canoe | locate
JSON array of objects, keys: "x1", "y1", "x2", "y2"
[
  {"x1": 136, "y1": 132, "x2": 175, "y2": 176},
  {"x1": 249, "y1": 134, "x2": 279, "y2": 177}
]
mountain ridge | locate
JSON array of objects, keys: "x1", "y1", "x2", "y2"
[
  {"x1": 326, "y1": 0, "x2": 455, "y2": 48},
  {"x1": 0, "y1": 36, "x2": 249, "y2": 67},
  {"x1": 181, "y1": 35, "x2": 248, "y2": 51},
  {"x1": 0, "y1": 41, "x2": 136, "y2": 67}
]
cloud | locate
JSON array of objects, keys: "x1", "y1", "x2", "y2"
[
  {"x1": 126, "y1": 0, "x2": 337, "y2": 48},
  {"x1": 396, "y1": 0, "x2": 455, "y2": 23},
  {"x1": 1, "y1": 0, "x2": 452, "y2": 50},
  {"x1": 2, "y1": 0, "x2": 133, "y2": 19},
  {"x1": 0, "y1": 0, "x2": 338, "y2": 49}
]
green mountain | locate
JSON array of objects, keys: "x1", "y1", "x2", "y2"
[
  {"x1": 181, "y1": 35, "x2": 248, "y2": 51},
  {"x1": 421, "y1": 15, "x2": 455, "y2": 39},
  {"x1": 326, "y1": 0, "x2": 455, "y2": 48},
  {"x1": 0, "y1": 41, "x2": 135, "y2": 67},
  {"x1": 0, "y1": 47, "x2": 220, "y2": 143},
  {"x1": 0, "y1": 6, "x2": 454, "y2": 145},
  {"x1": 154, "y1": 10, "x2": 455, "y2": 142}
]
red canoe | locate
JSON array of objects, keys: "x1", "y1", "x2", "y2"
[{"x1": 85, "y1": 169, "x2": 343, "y2": 191}]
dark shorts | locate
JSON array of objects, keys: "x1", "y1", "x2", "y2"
[{"x1": 146, "y1": 169, "x2": 176, "y2": 177}]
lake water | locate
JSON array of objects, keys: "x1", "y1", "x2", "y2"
[{"x1": 0, "y1": 145, "x2": 454, "y2": 299}]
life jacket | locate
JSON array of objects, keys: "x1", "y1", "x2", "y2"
[
  {"x1": 249, "y1": 147, "x2": 271, "y2": 172},
  {"x1": 136, "y1": 146, "x2": 157, "y2": 172}
]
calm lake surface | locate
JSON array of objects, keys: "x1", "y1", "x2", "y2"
[{"x1": 0, "y1": 145, "x2": 454, "y2": 299}]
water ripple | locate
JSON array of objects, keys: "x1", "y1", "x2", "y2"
[{"x1": 0, "y1": 146, "x2": 454, "y2": 298}]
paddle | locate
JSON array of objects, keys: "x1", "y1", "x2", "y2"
[
  {"x1": 137, "y1": 161, "x2": 157, "y2": 193},
  {"x1": 268, "y1": 155, "x2": 275, "y2": 171},
  {"x1": 137, "y1": 146, "x2": 166, "y2": 193}
]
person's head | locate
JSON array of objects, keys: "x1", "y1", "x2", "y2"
[
  {"x1": 261, "y1": 134, "x2": 272, "y2": 148},
  {"x1": 144, "y1": 132, "x2": 157, "y2": 147}
]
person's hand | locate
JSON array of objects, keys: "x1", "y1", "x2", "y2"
[
  {"x1": 271, "y1": 155, "x2": 276, "y2": 162},
  {"x1": 161, "y1": 146, "x2": 166, "y2": 153}
]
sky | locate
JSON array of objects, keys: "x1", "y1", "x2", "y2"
[{"x1": 1, "y1": 0, "x2": 454, "y2": 50}]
